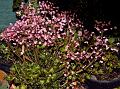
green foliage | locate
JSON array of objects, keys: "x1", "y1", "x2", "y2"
[
  {"x1": 15, "y1": 84, "x2": 27, "y2": 89},
  {"x1": 30, "y1": 0, "x2": 39, "y2": 9},
  {"x1": 87, "y1": 51, "x2": 120, "y2": 80},
  {"x1": 0, "y1": 81, "x2": 9, "y2": 89},
  {"x1": 12, "y1": 0, "x2": 22, "y2": 12},
  {"x1": 1, "y1": 0, "x2": 120, "y2": 88},
  {"x1": 108, "y1": 37, "x2": 115, "y2": 44},
  {"x1": 0, "y1": 42, "x2": 14, "y2": 64},
  {"x1": 5, "y1": 44, "x2": 65, "y2": 89}
]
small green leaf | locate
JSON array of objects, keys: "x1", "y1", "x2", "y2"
[
  {"x1": 85, "y1": 74, "x2": 91, "y2": 79},
  {"x1": 40, "y1": 80, "x2": 45, "y2": 85},
  {"x1": 94, "y1": 62, "x2": 100, "y2": 67},
  {"x1": 20, "y1": 84, "x2": 27, "y2": 89},
  {"x1": 98, "y1": 69, "x2": 103, "y2": 74},
  {"x1": 46, "y1": 77, "x2": 51, "y2": 83},
  {"x1": 60, "y1": 46, "x2": 65, "y2": 52},
  {"x1": 68, "y1": 75, "x2": 72, "y2": 80},
  {"x1": 37, "y1": 45, "x2": 45, "y2": 49},
  {"x1": 49, "y1": 68, "x2": 54, "y2": 73},
  {"x1": 51, "y1": 74, "x2": 57, "y2": 79},
  {"x1": 108, "y1": 37, "x2": 115, "y2": 44}
]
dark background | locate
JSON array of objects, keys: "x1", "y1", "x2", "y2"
[
  {"x1": 12, "y1": 0, "x2": 120, "y2": 36},
  {"x1": 49, "y1": 0, "x2": 120, "y2": 31}
]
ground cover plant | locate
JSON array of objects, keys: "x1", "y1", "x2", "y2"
[{"x1": 0, "y1": 0, "x2": 120, "y2": 89}]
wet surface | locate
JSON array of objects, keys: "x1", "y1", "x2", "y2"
[{"x1": 0, "y1": 0, "x2": 16, "y2": 31}]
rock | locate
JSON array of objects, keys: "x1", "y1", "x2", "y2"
[
  {"x1": 0, "y1": 70, "x2": 9, "y2": 89},
  {"x1": 0, "y1": 0, "x2": 16, "y2": 30}
]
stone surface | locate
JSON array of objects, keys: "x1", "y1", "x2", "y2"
[
  {"x1": 0, "y1": 70, "x2": 9, "y2": 89},
  {"x1": 0, "y1": 0, "x2": 16, "y2": 31}
]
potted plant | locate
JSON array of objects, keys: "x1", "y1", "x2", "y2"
[
  {"x1": 54, "y1": 20, "x2": 120, "y2": 89},
  {"x1": 0, "y1": 1, "x2": 71, "y2": 88},
  {"x1": 84, "y1": 21, "x2": 120, "y2": 89},
  {"x1": 1, "y1": 1, "x2": 120, "y2": 89}
]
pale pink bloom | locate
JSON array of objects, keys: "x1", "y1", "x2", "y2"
[
  {"x1": 78, "y1": 31, "x2": 82, "y2": 36},
  {"x1": 43, "y1": 41, "x2": 47, "y2": 46},
  {"x1": 57, "y1": 34, "x2": 61, "y2": 38},
  {"x1": 65, "y1": 45, "x2": 69, "y2": 51}
]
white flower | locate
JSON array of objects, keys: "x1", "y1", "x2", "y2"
[
  {"x1": 21, "y1": 51, "x2": 24, "y2": 55},
  {"x1": 105, "y1": 45, "x2": 109, "y2": 50},
  {"x1": 91, "y1": 65, "x2": 93, "y2": 67},
  {"x1": 117, "y1": 43, "x2": 120, "y2": 46},
  {"x1": 100, "y1": 60, "x2": 103, "y2": 63},
  {"x1": 111, "y1": 48, "x2": 118, "y2": 52},
  {"x1": 104, "y1": 38, "x2": 108, "y2": 43},
  {"x1": 103, "y1": 28, "x2": 108, "y2": 31},
  {"x1": 78, "y1": 31, "x2": 82, "y2": 36}
]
